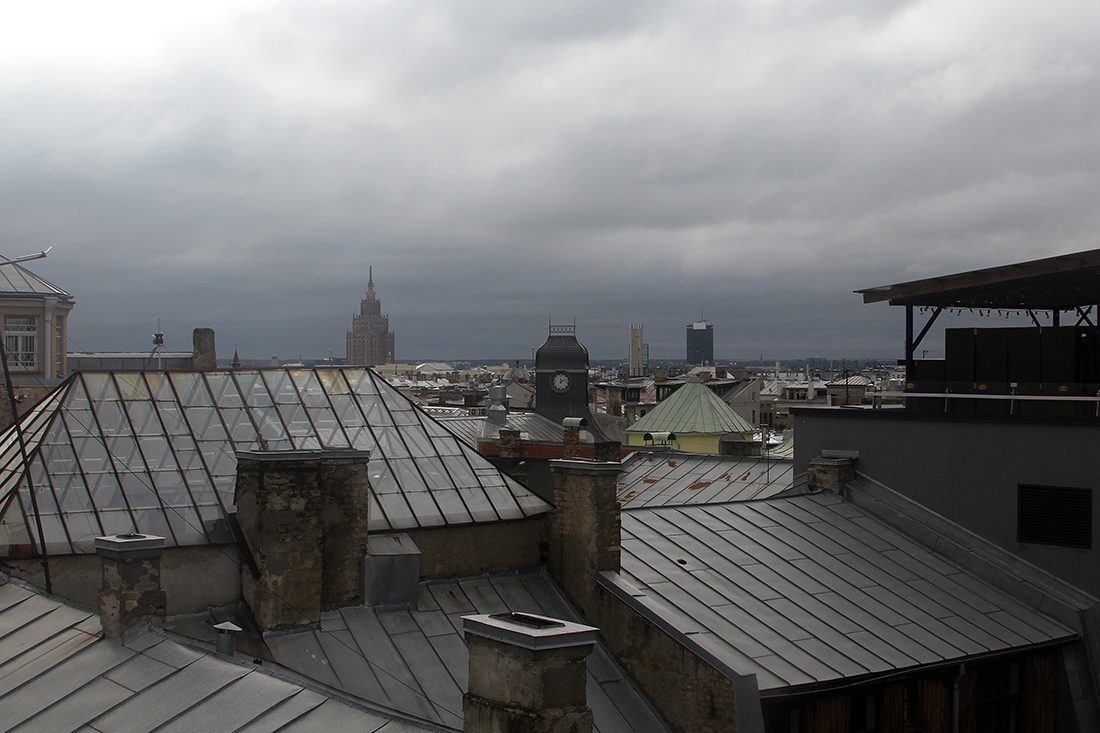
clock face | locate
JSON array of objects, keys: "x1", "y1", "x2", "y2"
[{"x1": 551, "y1": 371, "x2": 571, "y2": 393}]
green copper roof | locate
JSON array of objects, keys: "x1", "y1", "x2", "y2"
[{"x1": 625, "y1": 378, "x2": 754, "y2": 436}]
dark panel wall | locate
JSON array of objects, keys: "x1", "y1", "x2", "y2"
[{"x1": 794, "y1": 409, "x2": 1100, "y2": 597}]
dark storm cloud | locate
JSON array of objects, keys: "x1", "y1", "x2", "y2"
[{"x1": 3, "y1": 0, "x2": 1100, "y2": 361}]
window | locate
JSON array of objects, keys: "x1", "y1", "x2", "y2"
[
  {"x1": 3, "y1": 315, "x2": 38, "y2": 371},
  {"x1": 1018, "y1": 485, "x2": 1092, "y2": 549}
]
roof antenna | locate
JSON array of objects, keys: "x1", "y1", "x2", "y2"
[
  {"x1": 0, "y1": 247, "x2": 51, "y2": 266},
  {"x1": 152, "y1": 319, "x2": 164, "y2": 370}
]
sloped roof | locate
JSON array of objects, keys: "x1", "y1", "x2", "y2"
[
  {"x1": 0, "y1": 368, "x2": 550, "y2": 556},
  {"x1": 439, "y1": 412, "x2": 565, "y2": 447},
  {"x1": 626, "y1": 378, "x2": 753, "y2": 436},
  {"x1": 265, "y1": 570, "x2": 671, "y2": 733},
  {"x1": 0, "y1": 260, "x2": 71, "y2": 299},
  {"x1": 0, "y1": 577, "x2": 435, "y2": 732},
  {"x1": 617, "y1": 452, "x2": 794, "y2": 508},
  {"x1": 608, "y1": 488, "x2": 1079, "y2": 693}
]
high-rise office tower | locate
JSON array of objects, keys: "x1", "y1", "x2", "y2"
[{"x1": 686, "y1": 320, "x2": 713, "y2": 366}]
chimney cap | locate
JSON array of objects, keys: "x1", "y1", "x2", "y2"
[
  {"x1": 214, "y1": 621, "x2": 242, "y2": 634},
  {"x1": 463, "y1": 613, "x2": 597, "y2": 651},
  {"x1": 94, "y1": 533, "x2": 165, "y2": 559}
]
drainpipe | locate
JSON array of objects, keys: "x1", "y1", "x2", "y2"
[{"x1": 952, "y1": 663, "x2": 966, "y2": 733}]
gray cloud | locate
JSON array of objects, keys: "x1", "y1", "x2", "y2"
[{"x1": 2, "y1": 0, "x2": 1099, "y2": 362}]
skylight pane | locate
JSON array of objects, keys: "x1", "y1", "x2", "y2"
[
  {"x1": 237, "y1": 372, "x2": 274, "y2": 408},
  {"x1": 207, "y1": 373, "x2": 244, "y2": 408},
  {"x1": 374, "y1": 427, "x2": 408, "y2": 460},
  {"x1": 145, "y1": 372, "x2": 175, "y2": 402},
  {"x1": 442, "y1": 455, "x2": 477, "y2": 489},
  {"x1": 347, "y1": 369, "x2": 378, "y2": 396},
  {"x1": 458, "y1": 487, "x2": 498, "y2": 522},
  {"x1": 95, "y1": 402, "x2": 127, "y2": 437},
  {"x1": 431, "y1": 488, "x2": 472, "y2": 525},
  {"x1": 127, "y1": 401, "x2": 160, "y2": 436},
  {"x1": 66, "y1": 512, "x2": 102, "y2": 553},
  {"x1": 167, "y1": 506, "x2": 205, "y2": 545},
  {"x1": 173, "y1": 373, "x2": 213, "y2": 407},
  {"x1": 87, "y1": 471, "x2": 127, "y2": 509},
  {"x1": 317, "y1": 369, "x2": 351, "y2": 395},
  {"x1": 133, "y1": 508, "x2": 172, "y2": 540},
  {"x1": 292, "y1": 371, "x2": 329, "y2": 408},
  {"x1": 98, "y1": 509, "x2": 136, "y2": 537},
  {"x1": 39, "y1": 514, "x2": 72, "y2": 555},
  {"x1": 113, "y1": 373, "x2": 149, "y2": 402},
  {"x1": 377, "y1": 491, "x2": 415, "y2": 527},
  {"x1": 52, "y1": 473, "x2": 94, "y2": 513}
]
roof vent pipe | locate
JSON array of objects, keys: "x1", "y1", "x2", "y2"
[{"x1": 214, "y1": 621, "x2": 242, "y2": 656}]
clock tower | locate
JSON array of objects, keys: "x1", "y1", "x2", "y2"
[{"x1": 534, "y1": 323, "x2": 591, "y2": 426}]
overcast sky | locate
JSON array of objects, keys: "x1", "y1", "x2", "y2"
[{"x1": 3, "y1": 0, "x2": 1099, "y2": 362}]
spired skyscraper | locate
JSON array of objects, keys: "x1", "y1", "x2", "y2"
[
  {"x1": 686, "y1": 319, "x2": 713, "y2": 366},
  {"x1": 346, "y1": 268, "x2": 395, "y2": 366}
]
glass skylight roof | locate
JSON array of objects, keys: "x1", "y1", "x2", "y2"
[{"x1": 0, "y1": 367, "x2": 550, "y2": 557}]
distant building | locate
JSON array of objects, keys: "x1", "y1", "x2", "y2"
[
  {"x1": 346, "y1": 267, "x2": 395, "y2": 366},
  {"x1": 629, "y1": 324, "x2": 645, "y2": 377},
  {"x1": 534, "y1": 323, "x2": 591, "y2": 426},
  {"x1": 0, "y1": 256, "x2": 73, "y2": 380},
  {"x1": 686, "y1": 319, "x2": 713, "y2": 365}
]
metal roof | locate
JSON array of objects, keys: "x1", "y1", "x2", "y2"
[
  {"x1": 0, "y1": 368, "x2": 550, "y2": 557},
  {"x1": 0, "y1": 577, "x2": 436, "y2": 732},
  {"x1": 438, "y1": 412, "x2": 566, "y2": 448},
  {"x1": 617, "y1": 452, "x2": 794, "y2": 508},
  {"x1": 611, "y1": 491, "x2": 1077, "y2": 693},
  {"x1": 0, "y1": 261, "x2": 71, "y2": 299},
  {"x1": 626, "y1": 379, "x2": 754, "y2": 436},
  {"x1": 856, "y1": 248, "x2": 1100, "y2": 309},
  {"x1": 265, "y1": 570, "x2": 672, "y2": 733}
]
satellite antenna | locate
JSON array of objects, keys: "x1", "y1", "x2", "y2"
[{"x1": 152, "y1": 319, "x2": 164, "y2": 370}]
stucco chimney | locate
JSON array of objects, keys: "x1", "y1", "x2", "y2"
[
  {"x1": 549, "y1": 459, "x2": 621, "y2": 616},
  {"x1": 234, "y1": 449, "x2": 371, "y2": 631},
  {"x1": 95, "y1": 533, "x2": 166, "y2": 639},
  {"x1": 192, "y1": 328, "x2": 217, "y2": 370},
  {"x1": 463, "y1": 612, "x2": 597, "y2": 733}
]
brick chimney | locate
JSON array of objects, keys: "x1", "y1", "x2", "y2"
[
  {"x1": 549, "y1": 459, "x2": 621, "y2": 616},
  {"x1": 192, "y1": 328, "x2": 217, "y2": 370},
  {"x1": 463, "y1": 612, "x2": 597, "y2": 733},
  {"x1": 234, "y1": 450, "x2": 370, "y2": 631},
  {"x1": 95, "y1": 533, "x2": 166, "y2": 639},
  {"x1": 562, "y1": 430, "x2": 580, "y2": 459},
  {"x1": 499, "y1": 429, "x2": 522, "y2": 459}
]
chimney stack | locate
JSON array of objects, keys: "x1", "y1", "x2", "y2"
[
  {"x1": 463, "y1": 612, "x2": 597, "y2": 733},
  {"x1": 95, "y1": 533, "x2": 166, "y2": 639},
  {"x1": 549, "y1": 459, "x2": 621, "y2": 616},
  {"x1": 234, "y1": 450, "x2": 371, "y2": 631},
  {"x1": 806, "y1": 451, "x2": 858, "y2": 494},
  {"x1": 498, "y1": 429, "x2": 522, "y2": 459},
  {"x1": 192, "y1": 328, "x2": 217, "y2": 370}
]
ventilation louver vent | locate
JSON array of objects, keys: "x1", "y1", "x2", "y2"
[{"x1": 1018, "y1": 484, "x2": 1092, "y2": 549}]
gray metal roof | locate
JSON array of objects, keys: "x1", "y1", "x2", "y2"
[
  {"x1": 611, "y1": 492, "x2": 1077, "y2": 693},
  {"x1": 0, "y1": 368, "x2": 550, "y2": 556},
  {"x1": 0, "y1": 261, "x2": 71, "y2": 299},
  {"x1": 438, "y1": 412, "x2": 566, "y2": 447},
  {"x1": 265, "y1": 571, "x2": 672, "y2": 733},
  {"x1": 617, "y1": 452, "x2": 794, "y2": 507},
  {"x1": 0, "y1": 577, "x2": 436, "y2": 732}
]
